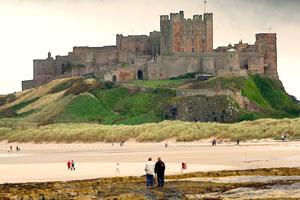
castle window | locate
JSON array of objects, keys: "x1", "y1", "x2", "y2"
[
  {"x1": 192, "y1": 30, "x2": 194, "y2": 34},
  {"x1": 202, "y1": 39, "x2": 205, "y2": 44},
  {"x1": 192, "y1": 48, "x2": 195, "y2": 52},
  {"x1": 192, "y1": 39, "x2": 194, "y2": 44},
  {"x1": 182, "y1": 39, "x2": 184, "y2": 44}
]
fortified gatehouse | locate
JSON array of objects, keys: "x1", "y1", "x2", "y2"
[{"x1": 22, "y1": 11, "x2": 278, "y2": 90}]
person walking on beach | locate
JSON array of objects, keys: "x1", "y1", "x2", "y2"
[
  {"x1": 10, "y1": 146, "x2": 12, "y2": 152},
  {"x1": 145, "y1": 157, "x2": 155, "y2": 187},
  {"x1": 154, "y1": 157, "x2": 165, "y2": 187},
  {"x1": 71, "y1": 160, "x2": 75, "y2": 170},
  {"x1": 181, "y1": 161, "x2": 187, "y2": 173},
  {"x1": 212, "y1": 139, "x2": 216, "y2": 146},
  {"x1": 67, "y1": 160, "x2": 71, "y2": 170},
  {"x1": 116, "y1": 163, "x2": 120, "y2": 175}
]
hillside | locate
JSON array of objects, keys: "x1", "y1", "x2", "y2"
[
  {"x1": 0, "y1": 75, "x2": 299, "y2": 142},
  {"x1": 0, "y1": 75, "x2": 299, "y2": 126}
]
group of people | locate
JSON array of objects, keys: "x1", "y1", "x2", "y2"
[
  {"x1": 282, "y1": 135, "x2": 287, "y2": 141},
  {"x1": 144, "y1": 157, "x2": 166, "y2": 187},
  {"x1": 8, "y1": 146, "x2": 20, "y2": 152},
  {"x1": 67, "y1": 160, "x2": 75, "y2": 170}
]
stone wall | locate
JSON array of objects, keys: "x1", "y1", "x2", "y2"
[
  {"x1": 176, "y1": 89, "x2": 259, "y2": 112},
  {"x1": 21, "y1": 80, "x2": 34, "y2": 91},
  {"x1": 176, "y1": 89, "x2": 234, "y2": 97},
  {"x1": 163, "y1": 95, "x2": 239, "y2": 123},
  {"x1": 149, "y1": 52, "x2": 225, "y2": 80},
  {"x1": 116, "y1": 34, "x2": 152, "y2": 56}
]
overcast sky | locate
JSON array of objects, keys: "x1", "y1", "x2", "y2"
[{"x1": 1, "y1": 0, "x2": 300, "y2": 99}]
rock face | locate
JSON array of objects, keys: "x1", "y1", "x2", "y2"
[
  {"x1": 1, "y1": 167, "x2": 300, "y2": 200},
  {"x1": 163, "y1": 95, "x2": 239, "y2": 123}
]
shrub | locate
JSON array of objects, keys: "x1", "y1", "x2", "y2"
[
  {"x1": 0, "y1": 94, "x2": 17, "y2": 106},
  {"x1": 3, "y1": 108, "x2": 17, "y2": 118},
  {"x1": 170, "y1": 72, "x2": 202, "y2": 80},
  {"x1": 64, "y1": 80, "x2": 89, "y2": 96},
  {"x1": 49, "y1": 78, "x2": 80, "y2": 94}
]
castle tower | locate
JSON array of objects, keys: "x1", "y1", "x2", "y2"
[
  {"x1": 255, "y1": 33, "x2": 279, "y2": 80},
  {"x1": 160, "y1": 11, "x2": 213, "y2": 54}
]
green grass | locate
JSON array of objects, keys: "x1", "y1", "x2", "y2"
[
  {"x1": 241, "y1": 78, "x2": 272, "y2": 108},
  {"x1": 189, "y1": 76, "x2": 247, "y2": 91},
  {"x1": 48, "y1": 87, "x2": 175, "y2": 125},
  {"x1": 253, "y1": 75, "x2": 295, "y2": 109},
  {"x1": 114, "y1": 112, "x2": 163, "y2": 125},
  {"x1": 122, "y1": 63, "x2": 129, "y2": 68},
  {"x1": 11, "y1": 97, "x2": 40, "y2": 111},
  {"x1": 53, "y1": 93, "x2": 110, "y2": 123}
]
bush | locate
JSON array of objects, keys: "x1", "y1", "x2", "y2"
[
  {"x1": 49, "y1": 78, "x2": 80, "y2": 94},
  {"x1": 3, "y1": 108, "x2": 17, "y2": 118},
  {"x1": 104, "y1": 81, "x2": 115, "y2": 89},
  {"x1": 170, "y1": 72, "x2": 202, "y2": 80},
  {"x1": 64, "y1": 81, "x2": 89, "y2": 96},
  {"x1": 0, "y1": 94, "x2": 17, "y2": 106}
]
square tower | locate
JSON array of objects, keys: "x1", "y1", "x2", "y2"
[{"x1": 160, "y1": 11, "x2": 213, "y2": 54}]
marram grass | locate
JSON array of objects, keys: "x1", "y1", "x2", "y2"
[{"x1": 0, "y1": 117, "x2": 299, "y2": 143}]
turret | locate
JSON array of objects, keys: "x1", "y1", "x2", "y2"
[{"x1": 255, "y1": 33, "x2": 278, "y2": 79}]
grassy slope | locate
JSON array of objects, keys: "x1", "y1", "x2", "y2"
[
  {"x1": 0, "y1": 75, "x2": 298, "y2": 128},
  {"x1": 0, "y1": 82, "x2": 175, "y2": 125},
  {"x1": 0, "y1": 75, "x2": 299, "y2": 142},
  {"x1": 189, "y1": 75, "x2": 300, "y2": 120}
]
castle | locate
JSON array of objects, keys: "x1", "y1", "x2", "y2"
[{"x1": 22, "y1": 11, "x2": 278, "y2": 90}]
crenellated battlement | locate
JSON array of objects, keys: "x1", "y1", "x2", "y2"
[{"x1": 160, "y1": 11, "x2": 212, "y2": 23}]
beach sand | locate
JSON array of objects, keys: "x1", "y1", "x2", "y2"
[{"x1": 1, "y1": 140, "x2": 300, "y2": 183}]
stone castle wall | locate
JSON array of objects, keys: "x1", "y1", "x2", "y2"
[{"x1": 22, "y1": 11, "x2": 279, "y2": 91}]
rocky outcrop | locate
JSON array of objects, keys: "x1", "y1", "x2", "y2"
[{"x1": 163, "y1": 95, "x2": 239, "y2": 123}]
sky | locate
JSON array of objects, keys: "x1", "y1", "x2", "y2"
[{"x1": 0, "y1": 0, "x2": 300, "y2": 99}]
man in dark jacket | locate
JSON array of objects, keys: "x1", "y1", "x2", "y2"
[{"x1": 154, "y1": 157, "x2": 165, "y2": 187}]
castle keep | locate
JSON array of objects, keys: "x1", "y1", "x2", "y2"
[{"x1": 22, "y1": 11, "x2": 278, "y2": 90}]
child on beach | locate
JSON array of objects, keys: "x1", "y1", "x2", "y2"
[
  {"x1": 181, "y1": 162, "x2": 187, "y2": 173},
  {"x1": 116, "y1": 163, "x2": 120, "y2": 175},
  {"x1": 67, "y1": 160, "x2": 71, "y2": 170}
]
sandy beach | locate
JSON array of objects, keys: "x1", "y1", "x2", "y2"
[{"x1": 1, "y1": 140, "x2": 300, "y2": 183}]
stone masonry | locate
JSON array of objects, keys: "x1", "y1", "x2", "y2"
[{"x1": 22, "y1": 11, "x2": 279, "y2": 90}]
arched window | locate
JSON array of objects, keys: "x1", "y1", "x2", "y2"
[
  {"x1": 137, "y1": 70, "x2": 143, "y2": 80},
  {"x1": 112, "y1": 75, "x2": 117, "y2": 82}
]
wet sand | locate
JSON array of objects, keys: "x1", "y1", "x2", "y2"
[{"x1": 1, "y1": 140, "x2": 300, "y2": 183}]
